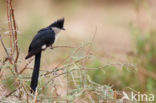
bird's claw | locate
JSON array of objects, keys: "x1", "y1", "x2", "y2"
[{"x1": 50, "y1": 45, "x2": 53, "y2": 49}]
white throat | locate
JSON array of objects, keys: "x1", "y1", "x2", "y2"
[
  {"x1": 51, "y1": 27, "x2": 61, "y2": 41},
  {"x1": 51, "y1": 27, "x2": 61, "y2": 34}
]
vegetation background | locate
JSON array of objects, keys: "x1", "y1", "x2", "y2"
[{"x1": 0, "y1": 0, "x2": 156, "y2": 102}]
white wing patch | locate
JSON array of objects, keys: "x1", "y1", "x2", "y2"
[{"x1": 42, "y1": 44, "x2": 46, "y2": 50}]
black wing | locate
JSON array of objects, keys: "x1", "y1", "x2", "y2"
[{"x1": 25, "y1": 28, "x2": 55, "y2": 59}]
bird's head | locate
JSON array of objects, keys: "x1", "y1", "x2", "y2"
[{"x1": 50, "y1": 18, "x2": 65, "y2": 31}]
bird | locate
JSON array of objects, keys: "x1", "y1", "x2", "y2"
[{"x1": 25, "y1": 18, "x2": 65, "y2": 93}]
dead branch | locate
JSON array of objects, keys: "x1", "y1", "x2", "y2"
[
  {"x1": 5, "y1": 86, "x2": 22, "y2": 97},
  {"x1": 53, "y1": 43, "x2": 89, "y2": 70},
  {"x1": 18, "y1": 58, "x2": 33, "y2": 74},
  {"x1": 51, "y1": 45, "x2": 76, "y2": 49},
  {"x1": 6, "y1": 0, "x2": 13, "y2": 56},
  {"x1": 6, "y1": 0, "x2": 19, "y2": 73},
  {"x1": 0, "y1": 35, "x2": 9, "y2": 57},
  {"x1": 0, "y1": 34, "x2": 13, "y2": 64},
  {"x1": 20, "y1": 45, "x2": 76, "y2": 75}
]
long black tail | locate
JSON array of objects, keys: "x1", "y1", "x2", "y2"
[{"x1": 30, "y1": 51, "x2": 42, "y2": 93}]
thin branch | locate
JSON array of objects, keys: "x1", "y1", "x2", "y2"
[
  {"x1": 83, "y1": 27, "x2": 97, "y2": 64},
  {"x1": 34, "y1": 90, "x2": 38, "y2": 103},
  {"x1": 6, "y1": 0, "x2": 13, "y2": 56},
  {"x1": 0, "y1": 34, "x2": 13, "y2": 64},
  {"x1": 81, "y1": 27, "x2": 97, "y2": 87},
  {"x1": 9, "y1": 0, "x2": 19, "y2": 63},
  {"x1": 18, "y1": 58, "x2": 33, "y2": 74},
  {"x1": 6, "y1": 0, "x2": 19, "y2": 73},
  {"x1": 5, "y1": 86, "x2": 22, "y2": 97},
  {"x1": 51, "y1": 45, "x2": 76, "y2": 49},
  {"x1": 0, "y1": 35, "x2": 10, "y2": 57},
  {"x1": 53, "y1": 43, "x2": 89, "y2": 70},
  {"x1": 42, "y1": 55, "x2": 88, "y2": 77}
]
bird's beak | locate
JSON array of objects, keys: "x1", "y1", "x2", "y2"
[{"x1": 62, "y1": 28, "x2": 65, "y2": 30}]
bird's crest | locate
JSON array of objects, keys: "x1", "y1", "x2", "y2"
[{"x1": 49, "y1": 18, "x2": 65, "y2": 30}]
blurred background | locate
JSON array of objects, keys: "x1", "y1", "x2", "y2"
[{"x1": 0, "y1": 0, "x2": 156, "y2": 102}]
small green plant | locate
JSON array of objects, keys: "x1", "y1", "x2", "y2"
[{"x1": 130, "y1": 24, "x2": 156, "y2": 94}]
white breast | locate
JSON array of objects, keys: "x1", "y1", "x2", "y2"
[
  {"x1": 55, "y1": 33, "x2": 60, "y2": 41},
  {"x1": 51, "y1": 27, "x2": 61, "y2": 42},
  {"x1": 52, "y1": 27, "x2": 61, "y2": 34}
]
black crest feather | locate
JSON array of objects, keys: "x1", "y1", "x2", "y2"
[{"x1": 49, "y1": 18, "x2": 64, "y2": 29}]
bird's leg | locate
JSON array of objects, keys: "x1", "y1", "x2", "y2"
[{"x1": 50, "y1": 45, "x2": 53, "y2": 49}]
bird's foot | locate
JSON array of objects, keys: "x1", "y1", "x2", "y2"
[{"x1": 50, "y1": 45, "x2": 53, "y2": 49}]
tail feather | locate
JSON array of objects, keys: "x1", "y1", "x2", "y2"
[{"x1": 30, "y1": 51, "x2": 42, "y2": 93}]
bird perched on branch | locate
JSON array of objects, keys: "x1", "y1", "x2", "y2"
[{"x1": 25, "y1": 18, "x2": 65, "y2": 93}]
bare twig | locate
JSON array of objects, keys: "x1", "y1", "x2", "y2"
[
  {"x1": 51, "y1": 45, "x2": 76, "y2": 49},
  {"x1": 53, "y1": 43, "x2": 89, "y2": 70},
  {"x1": 5, "y1": 86, "x2": 22, "y2": 97},
  {"x1": 26, "y1": 93, "x2": 29, "y2": 103},
  {"x1": 9, "y1": 0, "x2": 19, "y2": 63},
  {"x1": 11, "y1": 8, "x2": 19, "y2": 63},
  {"x1": 6, "y1": 0, "x2": 19, "y2": 73},
  {"x1": 0, "y1": 35, "x2": 10, "y2": 57},
  {"x1": 18, "y1": 58, "x2": 33, "y2": 74},
  {"x1": 42, "y1": 54, "x2": 89, "y2": 77},
  {"x1": 34, "y1": 90, "x2": 38, "y2": 103},
  {"x1": 83, "y1": 27, "x2": 97, "y2": 64},
  {"x1": 6, "y1": 0, "x2": 13, "y2": 56},
  {"x1": 0, "y1": 34, "x2": 13, "y2": 64},
  {"x1": 81, "y1": 27, "x2": 97, "y2": 87}
]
